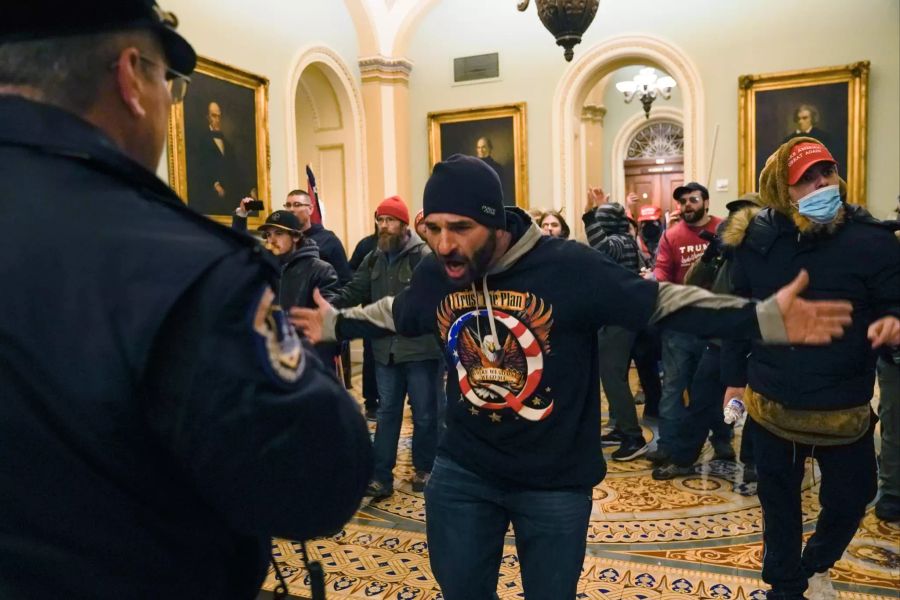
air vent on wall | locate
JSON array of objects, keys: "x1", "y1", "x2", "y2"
[{"x1": 453, "y1": 53, "x2": 499, "y2": 83}]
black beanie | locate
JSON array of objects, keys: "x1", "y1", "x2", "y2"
[{"x1": 423, "y1": 154, "x2": 506, "y2": 229}]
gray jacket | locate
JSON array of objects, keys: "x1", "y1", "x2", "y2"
[{"x1": 333, "y1": 232, "x2": 442, "y2": 364}]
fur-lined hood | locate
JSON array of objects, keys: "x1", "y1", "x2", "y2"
[
  {"x1": 721, "y1": 205, "x2": 763, "y2": 248},
  {"x1": 759, "y1": 136, "x2": 848, "y2": 235}
]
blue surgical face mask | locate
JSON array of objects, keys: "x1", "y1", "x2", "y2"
[{"x1": 794, "y1": 184, "x2": 842, "y2": 223}]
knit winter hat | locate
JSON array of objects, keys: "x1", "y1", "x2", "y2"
[
  {"x1": 376, "y1": 195, "x2": 409, "y2": 224},
  {"x1": 423, "y1": 154, "x2": 505, "y2": 229}
]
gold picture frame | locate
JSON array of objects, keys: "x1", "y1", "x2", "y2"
[
  {"x1": 738, "y1": 61, "x2": 869, "y2": 205},
  {"x1": 428, "y1": 102, "x2": 529, "y2": 208},
  {"x1": 167, "y1": 56, "x2": 271, "y2": 227}
]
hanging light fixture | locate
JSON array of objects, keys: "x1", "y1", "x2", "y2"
[
  {"x1": 517, "y1": 0, "x2": 600, "y2": 62},
  {"x1": 615, "y1": 67, "x2": 677, "y2": 119}
]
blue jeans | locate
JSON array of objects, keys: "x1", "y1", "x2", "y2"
[
  {"x1": 669, "y1": 344, "x2": 732, "y2": 465},
  {"x1": 657, "y1": 330, "x2": 705, "y2": 452},
  {"x1": 373, "y1": 359, "x2": 439, "y2": 486},
  {"x1": 425, "y1": 455, "x2": 592, "y2": 600}
]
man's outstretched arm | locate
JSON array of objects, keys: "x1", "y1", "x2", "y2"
[
  {"x1": 650, "y1": 270, "x2": 853, "y2": 345},
  {"x1": 290, "y1": 288, "x2": 399, "y2": 344}
]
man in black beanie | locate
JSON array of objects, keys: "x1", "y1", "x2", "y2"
[{"x1": 292, "y1": 153, "x2": 857, "y2": 600}]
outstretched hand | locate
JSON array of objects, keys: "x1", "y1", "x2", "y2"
[
  {"x1": 775, "y1": 270, "x2": 853, "y2": 345},
  {"x1": 289, "y1": 288, "x2": 333, "y2": 344},
  {"x1": 586, "y1": 186, "x2": 609, "y2": 211}
]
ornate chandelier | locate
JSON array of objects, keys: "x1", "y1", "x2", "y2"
[
  {"x1": 517, "y1": 0, "x2": 600, "y2": 62},
  {"x1": 615, "y1": 67, "x2": 677, "y2": 119}
]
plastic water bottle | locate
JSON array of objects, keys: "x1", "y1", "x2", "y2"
[{"x1": 723, "y1": 397, "x2": 746, "y2": 426}]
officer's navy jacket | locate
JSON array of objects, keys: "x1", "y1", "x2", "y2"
[{"x1": 0, "y1": 96, "x2": 372, "y2": 599}]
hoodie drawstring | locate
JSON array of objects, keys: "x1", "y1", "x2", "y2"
[{"x1": 471, "y1": 278, "x2": 500, "y2": 356}]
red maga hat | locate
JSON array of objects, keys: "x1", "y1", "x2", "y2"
[
  {"x1": 638, "y1": 205, "x2": 662, "y2": 222},
  {"x1": 787, "y1": 142, "x2": 837, "y2": 185}
]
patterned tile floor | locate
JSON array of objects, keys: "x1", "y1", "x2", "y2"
[{"x1": 261, "y1": 375, "x2": 899, "y2": 599}]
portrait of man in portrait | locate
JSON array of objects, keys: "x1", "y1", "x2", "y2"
[{"x1": 182, "y1": 69, "x2": 260, "y2": 217}]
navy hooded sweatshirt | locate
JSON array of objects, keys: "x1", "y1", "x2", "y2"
[{"x1": 339, "y1": 208, "x2": 767, "y2": 489}]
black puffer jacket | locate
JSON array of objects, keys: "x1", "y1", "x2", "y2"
[
  {"x1": 722, "y1": 205, "x2": 900, "y2": 410},
  {"x1": 278, "y1": 238, "x2": 340, "y2": 310},
  {"x1": 279, "y1": 239, "x2": 341, "y2": 366}
]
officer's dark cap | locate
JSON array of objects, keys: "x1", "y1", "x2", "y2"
[{"x1": 2, "y1": 1, "x2": 196, "y2": 75}]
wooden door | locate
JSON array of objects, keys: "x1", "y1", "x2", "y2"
[{"x1": 624, "y1": 157, "x2": 684, "y2": 217}]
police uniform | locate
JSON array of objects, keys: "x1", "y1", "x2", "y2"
[{"x1": 0, "y1": 5, "x2": 371, "y2": 598}]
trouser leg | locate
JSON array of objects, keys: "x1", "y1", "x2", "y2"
[
  {"x1": 362, "y1": 339, "x2": 379, "y2": 413},
  {"x1": 877, "y1": 358, "x2": 900, "y2": 497},
  {"x1": 372, "y1": 362, "x2": 406, "y2": 487},
  {"x1": 425, "y1": 456, "x2": 508, "y2": 600},
  {"x1": 405, "y1": 359, "x2": 439, "y2": 474},
  {"x1": 632, "y1": 328, "x2": 661, "y2": 416},
  {"x1": 508, "y1": 486, "x2": 592, "y2": 600},
  {"x1": 748, "y1": 418, "x2": 808, "y2": 598},
  {"x1": 802, "y1": 424, "x2": 878, "y2": 575},
  {"x1": 670, "y1": 344, "x2": 724, "y2": 465},
  {"x1": 658, "y1": 331, "x2": 702, "y2": 452},
  {"x1": 598, "y1": 326, "x2": 641, "y2": 438}
]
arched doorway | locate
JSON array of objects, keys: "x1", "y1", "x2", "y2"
[
  {"x1": 552, "y1": 35, "x2": 704, "y2": 229},
  {"x1": 622, "y1": 121, "x2": 684, "y2": 218},
  {"x1": 286, "y1": 46, "x2": 368, "y2": 250}
]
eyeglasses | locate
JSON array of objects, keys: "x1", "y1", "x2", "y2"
[
  {"x1": 676, "y1": 195, "x2": 704, "y2": 205},
  {"x1": 284, "y1": 201, "x2": 312, "y2": 209},
  {"x1": 138, "y1": 55, "x2": 191, "y2": 103},
  {"x1": 110, "y1": 53, "x2": 190, "y2": 103}
]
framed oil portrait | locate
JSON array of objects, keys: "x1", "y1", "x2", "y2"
[
  {"x1": 738, "y1": 61, "x2": 869, "y2": 205},
  {"x1": 428, "y1": 103, "x2": 528, "y2": 208},
  {"x1": 167, "y1": 56, "x2": 271, "y2": 227}
]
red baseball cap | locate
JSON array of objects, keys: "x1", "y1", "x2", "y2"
[
  {"x1": 638, "y1": 205, "x2": 662, "y2": 222},
  {"x1": 376, "y1": 195, "x2": 409, "y2": 224},
  {"x1": 787, "y1": 142, "x2": 837, "y2": 185}
]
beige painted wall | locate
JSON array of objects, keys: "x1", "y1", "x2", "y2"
[
  {"x1": 600, "y1": 65, "x2": 683, "y2": 189},
  {"x1": 407, "y1": 0, "x2": 899, "y2": 219},
  {"x1": 158, "y1": 0, "x2": 361, "y2": 217}
]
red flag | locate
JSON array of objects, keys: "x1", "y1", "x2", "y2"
[{"x1": 305, "y1": 164, "x2": 323, "y2": 225}]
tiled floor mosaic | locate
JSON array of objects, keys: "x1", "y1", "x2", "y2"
[{"x1": 262, "y1": 376, "x2": 900, "y2": 599}]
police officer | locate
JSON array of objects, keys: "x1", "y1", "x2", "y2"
[{"x1": 0, "y1": 2, "x2": 372, "y2": 598}]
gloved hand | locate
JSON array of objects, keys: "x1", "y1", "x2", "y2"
[{"x1": 698, "y1": 230, "x2": 722, "y2": 263}]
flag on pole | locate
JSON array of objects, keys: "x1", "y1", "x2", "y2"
[{"x1": 305, "y1": 164, "x2": 323, "y2": 225}]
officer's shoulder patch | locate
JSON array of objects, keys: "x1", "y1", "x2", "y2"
[{"x1": 252, "y1": 286, "x2": 305, "y2": 385}]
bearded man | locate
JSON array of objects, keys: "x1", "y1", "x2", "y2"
[
  {"x1": 722, "y1": 139, "x2": 900, "y2": 600},
  {"x1": 292, "y1": 154, "x2": 857, "y2": 600},
  {"x1": 648, "y1": 182, "x2": 735, "y2": 466},
  {"x1": 332, "y1": 196, "x2": 442, "y2": 498}
]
